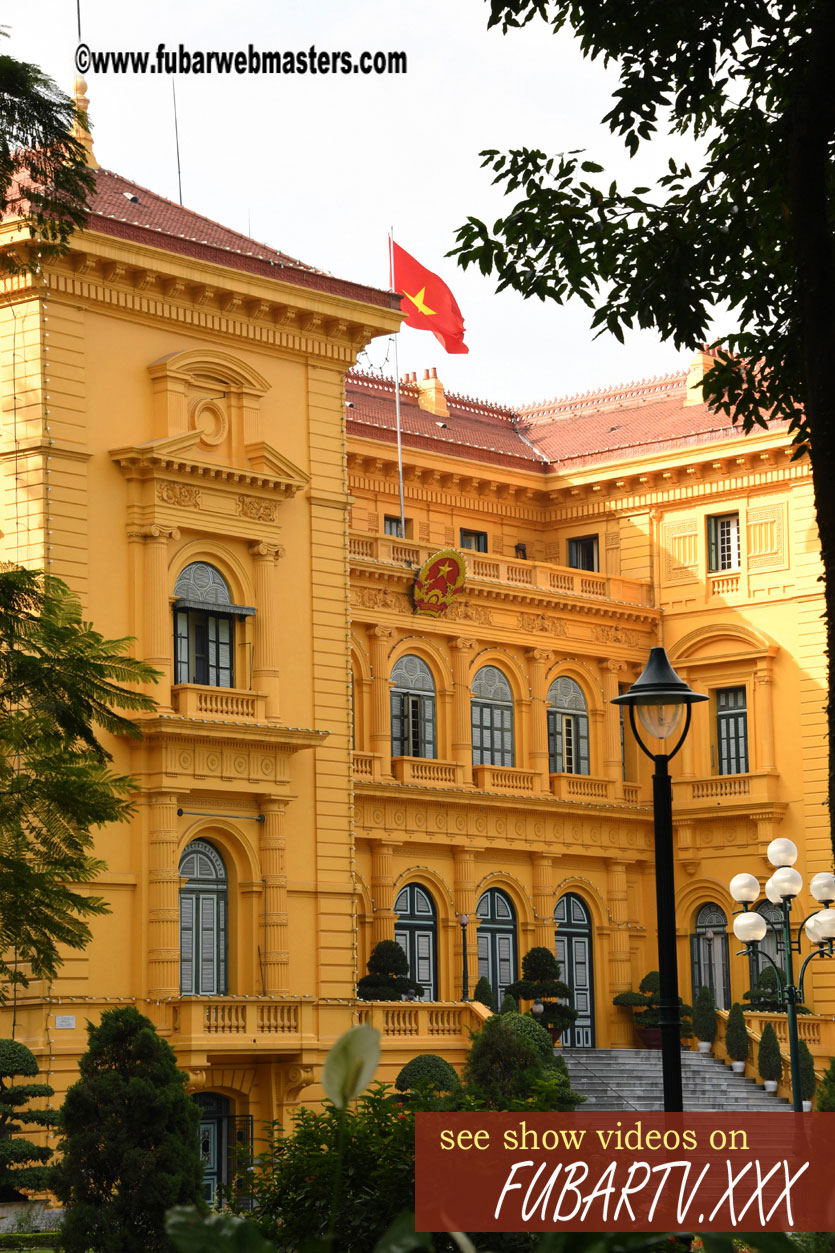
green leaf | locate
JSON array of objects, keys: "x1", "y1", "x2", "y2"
[
  {"x1": 372, "y1": 1212, "x2": 433, "y2": 1252},
  {"x1": 581, "y1": 160, "x2": 604, "y2": 172},
  {"x1": 321, "y1": 1024, "x2": 381, "y2": 1108},
  {"x1": 166, "y1": 1206, "x2": 276, "y2": 1252}
]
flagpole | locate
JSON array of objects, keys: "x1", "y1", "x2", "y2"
[{"x1": 389, "y1": 229, "x2": 407, "y2": 542}]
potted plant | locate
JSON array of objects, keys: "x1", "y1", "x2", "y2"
[
  {"x1": 356, "y1": 940, "x2": 423, "y2": 1001},
  {"x1": 692, "y1": 985, "x2": 717, "y2": 1054},
  {"x1": 506, "y1": 947, "x2": 578, "y2": 1043},
  {"x1": 815, "y1": 1057, "x2": 835, "y2": 1110},
  {"x1": 757, "y1": 1021, "x2": 783, "y2": 1093},
  {"x1": 473, "y1": 976, "x2": 495, "y2": 1011},
  {"x1": 798, "y1": 1039, "x2": 816, "y2": 1112},
  {"x1": 725, "y1": 1002, "x2": 749, "y2": 1074},
  {"x1": 613, "y1": 971, "x2": 692, "y2": 1049}
]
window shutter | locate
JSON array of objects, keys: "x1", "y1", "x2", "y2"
[
  {"x1": 180, "y1": 895, "x2": 194, "y2": 994},
  {"x1": 218, "y1": 895, "x2": 227, "y2": 994},
  {"x1": 502, "y1": 707, "x2": 514, "y2": 766},
  {"x1": 174, "y1": 612, "x2": 190, "y2": 685},
  {"x1": 689, "y1": 933, "x2": 701, "y2": 1002},
  {"x1": 390, "y1": 691, "x2": 404, "y2": 756},
  {"x1": 421, "y1": 695, "x2": 436, "y2": 759},
  {"x1": 577, "y1": 714, "x2": 590, "y2": 775},
  {"x1": 553, "y1": 711, "x2": 564, "y2": 772},
  {"x1": 707, "y1": 516, "x2": 718, "y2": 572},
  {"x1": 394, "y1": 929, "x2": 410, "y2": 970},
  {"x1": 471, "y1": 703, "x2": 482, "y2": 764},
  {"x1": 200, "y1": 896, "x2": 217, "y2": 994},
  {"x1": 415, "y1": 932, "x2": 433, "y2": 992}
]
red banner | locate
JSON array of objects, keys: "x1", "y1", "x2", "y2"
[{"x1": 415, "y1": 1113, "x2": 835, "y2": 1232}]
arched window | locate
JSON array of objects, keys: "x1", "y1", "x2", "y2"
[
  {"x1": 555, "y1": 893, "x2": 595, "y2": 1047},
  {"x1": 748, "y1": 901, "x2": 783, "y2": 987},
  {"x1": 690, "y1": 902, "x2": 730, "y2": 1010},
  {"x1": 174, "y1": 562, "x2": 253, "y2": 688},
  {"x1": 547, "y1": 677, "x2": 590, "y2": 775},
  {"x1": 179, "y1": 840, "x2": 228, "y2": 995},
  {"x1": 476, "y1": 888, "x2": 518, "y2": 1005},
  {"x1": 471, "y1": 666, "x2": 514, "y2": 767},
  {"x1": 395, "y1": 883, "x2": 437, "y2": 1000},
  {"x1": 390, "y1": 656, "x2": 436, "y2": 759}
]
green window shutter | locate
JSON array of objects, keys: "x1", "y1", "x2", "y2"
[{"x1": 577, "y1": 713, "x2": 590, "y2": 775}]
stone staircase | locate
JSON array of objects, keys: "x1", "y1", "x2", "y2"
[{"x1": 563, "y1": 1048, "x2": 793, "y2": 1112}]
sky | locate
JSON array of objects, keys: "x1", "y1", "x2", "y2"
[{"x1": 8, "y1": 1, "x2": 699, "y2": 408}]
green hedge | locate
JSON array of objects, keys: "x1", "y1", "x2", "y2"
[{"x1": 0, "y1": 1235, "x2": 60, "y2": 1249}]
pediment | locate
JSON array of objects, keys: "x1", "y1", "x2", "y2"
[
  {"x1": 110, "y1": 433, "x2": 308, "y2": 499},
  {"x1": 245, "y1": 441, "x2": 309, "y2": 490}
]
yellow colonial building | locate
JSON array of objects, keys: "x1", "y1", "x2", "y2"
[{"x1": 1, "y1": 85, "x2": 832, "y2": 1195}]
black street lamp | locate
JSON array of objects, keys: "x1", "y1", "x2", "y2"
[
  {"x1": 730, "y1": 844, "x2": 835, "y2": 1111},
  {"x1": 613, "y1": 647, "x2": 707, "y2": 1112},
  {"x1": 459, "y1": 913, "x2": 470, "y2": 1002}
]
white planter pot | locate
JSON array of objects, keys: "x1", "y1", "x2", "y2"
[
  {"x1": 763, "y1": 1079, "x2": 778, "y2": 1093},
  {"x1": 731, "y1": 1061, "x2": 746, "y2": 1075},
  {"x1": 696, "y1": 1040, "x2": 712, "y2": 1054},
  {"x1": 803, "y1": 1099, "x2": 813, "y2": 1112}
]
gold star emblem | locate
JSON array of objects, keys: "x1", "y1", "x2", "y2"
[
  {"x1": 437, "y1": 562, "x2": 453, "y2": 578},
  {"x1": 404, "y1": 286, "x2": 436, "y2": 317}
]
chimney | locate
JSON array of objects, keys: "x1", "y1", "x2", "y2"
[
  {"x1": 416, "y1": 367, "x2": 449, "y2": 418},
  {"x1": 684, "y1": 347, "x2": 718, "y2": 406}
]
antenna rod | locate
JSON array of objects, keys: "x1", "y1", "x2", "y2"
[{"x1": 172, "y1": 80, "x2": 183, "y2": 205}]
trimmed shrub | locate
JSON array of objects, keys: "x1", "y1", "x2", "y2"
[
  {"x1": 798, "y1": 1039, "x2": 817, "y2": 1102},
  {"x1": 462, "y1": 1014, "x2": 545, "y2": 1107},
  {"x1": 356, "y1": 940, "x2": 422, "y2": 1001},
  {"x1": 473, "y1": 976, "x2": 495, "y2": 1011},
  {"x1": 693, "y1": 985, "x2": 717, "y2": 1042},
  {"x1": 757, "y1": 1021, "x2": 783, "y2": 1082},
  {"x1": 613, "y1": 970, "x2": 693, "y2": 1038},
  {"x1": 814, "y1": 1057, "x2": 835, "y2": 1111},
  {"x1": 395, "y1": 1053, "x2": 459, "y2": 1093},
  {"x1": 506, "y1": 947, "x2": 577, "y2": 1038},
  {"x1": 0, "y1": 1038, "x2": 58, "y2": 1200},
  {"x1": 724, "y1": 1002, "x2": 749, "y2": 1063},
  {"x1": 499, "y1": 993, "x2": 517, "y2": 1015},
  {"x1": 503, "y1": 1012, "x2": 554, "y2": 1062}
]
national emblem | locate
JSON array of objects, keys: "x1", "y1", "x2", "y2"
[{"x1": 413, "y1": 548, "x2": 467, "y2": 617}]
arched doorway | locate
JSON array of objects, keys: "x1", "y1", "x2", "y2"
[
  {"x1": 394, "y1": 883, "x2": 438, "y2": 1000},
  {"x1": 554, "y1": 893, "x2": 595, "y2": 1047},
  {"x1": 180, "y1": 840, "x2": 228, "y2": 996},
  {"x1": 193, "y1": 1093, "x2": 253, "y2": 1204},
  {"x1": 690, "y1": 902, "x2": 731, "y2": 1009},
  {"x1": 475, "y1": 888, "x2": 518, "y2": 1006}
]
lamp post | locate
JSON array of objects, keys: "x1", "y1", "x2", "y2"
[
  {"x1": 459, "y1": 913, "x2": 470, "y2": 1002},
  {"x1": 612, "y1": 647, "x2": 708, "y2": 1112},
  {"x1": 729, "y1": 842, "x2": 835, "y2": 1112}
]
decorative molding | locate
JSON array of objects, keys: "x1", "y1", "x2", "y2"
[
  {"x1": 157, "y1": 481, "x2": 201, "y2": 508},
  {"x1": 592, "y1": 624, "x2": 639, "y2": 646},
  {"x1": 518, "y1": 611, "x2": 568, "y2": 636},
  {"x1": 238, "y1": 495, "x2": 277, "y2": 522}
]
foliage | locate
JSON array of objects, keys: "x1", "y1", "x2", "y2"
[
  {"x1": 356, "y1": 940, "x2": 423, "y2": 1001},
  {"x1": 0, "y1": 1039, "x2": 57, "y2": 1200},
  {"x1": 757, "y1": 1022, "x2": 783, "y2": 1083},
  {"x1": 460, "y1": 1013, "x2": 581, "y2": 1111},
  {"x1": 472, "y1": 976, "x2": 495, "y2": 1011},
  {"x1": 744, "y1": 966, "x2": 785, "y2": 1013},
  {"x1": 52, "y1": 1006, "x2": 203, "y2": 1252},
  {"x1": 321, "y1": 1025, "x2": 380, "y2": 1108},
  {"x1": 0, "y1": 568, "x2": 157, "y2": 991},
  {"x1": 0, "y1": 1237, "x2": 60, "y2": 1250},
  {"x1": 502, "y1": 1011, "x2": 553, "y2": 1062},
  {"x1": 506, "y1": 947, "x2": 577, "y2": 1036},
  {"x1": 166, "y1": 1207, "x2": 275, "y2": 1253},
  {"x1": 724, "y1": 1003, "x2": 750, "y2": 1063},
  {"x1": 613, "y1": 971, "x2": 693, "y2": 1038},
  {"x1": 813, "y1": 1057, "x2": 835, "y2": 1111},
  {"x1": 452, "y1": 0, "x2": 835, "y2": 858},
  {"x1": 0, "y1": 43, "x2": 95, "y2": 276},
  {"x1": 499, "y1": 992, "x2": 517, "y2": 1014},
  {"x1": 797, "y1": 1039, "x2": 817, "y2": 1101},
  {"x1": 395, "y1": 1053, "x2": 460, "y2": 1093},
  {"x1": 692, "y1": 986, "x2": 717, "y2": 1043}
]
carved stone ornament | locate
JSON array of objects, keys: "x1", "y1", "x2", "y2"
[
  {"x1": 237, "y1": 495, "x2": 278, "y2": 522},
  {"x1": 445, "y1": 598, "x2": 492, "y2": 625},
  {"x1": 593, "y1": 624, "x2": 639, "y2": 646},
  {"x1": 157, "y1": 480, "x2": 201, "y2": 508},
  {"x1": 518, "y1": 611, "x2": 568, "y2": 636},
  {"x1": 412, "y1": 548, "x2": 466, "y2": 617},
  {"x1": 352, "y1": 587, "x2": 410, "y2": 612}
]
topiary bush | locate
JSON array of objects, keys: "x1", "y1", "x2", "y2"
[
  {"x1": 499, "y1": 993, "x2": 517, "y2": 1015},
  {"x1": 473, "y1": 976, "x2": 495, "y2": 1011},
  {"x1": 814, "y1": 1057, "x2": 835, "y2": 1111},
  {"x1": 693, "y1": 985, "x2": 717, "y2": 1042},
  {"x1": 356, "y1": 940, "x2": 422, "y2": 1001},
  {"x1": 613, "y1": 970, "x2": 693, "y2": 1038},
  {"x1": 757, "y1": 1021, "x2": 783, "y2": 1083},
  {"x1": 395, "y1": 1053, "x2": 460, "y2": 1093},
  {"x1": 506, "y1": 947, "x2": 578, "y2": 1038},
  {"x1": 724, "y1": 1002, "x2": 749, "y2": 1063},
  {"x1": 0, "y1": 1038, "x2": 58, "y2": 1200},
  {"x1": 798, "y1": 1039, "x2": 817, "y2": 1102},
  {"x1": 502, "y1": 1012, "x2": 554, "y2": 1062},
  {"x1": 744, "y1": 965, "x2": 785, "y2": 1012}
]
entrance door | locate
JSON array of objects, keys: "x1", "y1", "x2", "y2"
[
  {"x1": 194, "y1": 1093, "x2": 254, "y2": 1205},
  {"x1": 475, "y1": 888, "x2": 518, "y2": 1007},
  {"x1": 554, "y1": 893, "x2": 595, "y2": 1047},
  {"x1": 394, "y1": 883, "x2": 437, "y2": 1000}
]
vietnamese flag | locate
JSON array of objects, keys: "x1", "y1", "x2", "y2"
[{"x1": 390, "y1": 241, "x2": 469, "y2": 354}]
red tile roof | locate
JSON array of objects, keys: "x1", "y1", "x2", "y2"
[{"x1": 82, "y1": 168, "x2": 396, "y2": 310}]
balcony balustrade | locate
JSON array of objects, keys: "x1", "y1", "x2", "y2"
[{"x1": 172, "y1": 684, "x2": 267, "y2": 721}]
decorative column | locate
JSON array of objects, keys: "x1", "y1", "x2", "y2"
[
  {"x1": 368, "y1": 626, "x2": 394, "y2": 774},
  {"x1": 454, "y1": 848, "x2": 477, "y2": 997},
  {"x1": 260, "y1": 799, "x2": 289, "y2": 992},
  {"x1": 527, "y1": 650, "x2": 553, "y2": 794},
  {"x1": 148, "y1": 791, "x2": 181, "y2": 1001},
  {"x1": 607, "y1": 859, "x2": 633, "y2": 1046},
  {"x1": 371, "y1": 842, "x2": 397, "y2": 944},
  {"x1": 136, "y1": 524, "x2": 179, "y2": 707},
  {"x1": 532, "y1": 854, "x2": 555, "y2": 948},
  {"x1": 451, "y1": 637, "x2": 476, "y2": 785},
  {"x1": 250, "y1": 542, "x2": 285, "y2": 720},
  {"x1": 600, "y1": 659, "x2": 626, "y2": 785},
  {"x1": 754, "y1": 662, "x2": 776, "y2": 771}
]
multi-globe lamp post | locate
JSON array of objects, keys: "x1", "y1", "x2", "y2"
[
  {"x1": 612, "y1": 647, "x2": 708, "y2": 1113},
  {"x1": 729, "y1": 840, "x2": 835, "y2": 1112}
]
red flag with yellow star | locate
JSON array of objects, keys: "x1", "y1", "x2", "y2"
[{"x1": 390, "y1": 241, "x2": 469, "y2": 354}]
